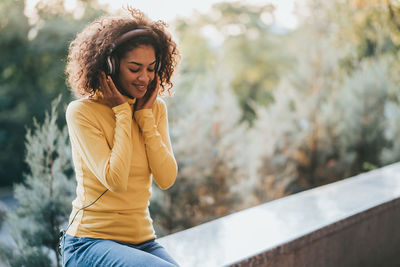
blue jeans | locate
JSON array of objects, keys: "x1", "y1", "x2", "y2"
[{"x1": 62, "y1": 234, "x2": 179, "y2": 267}]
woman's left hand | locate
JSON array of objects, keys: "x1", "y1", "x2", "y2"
[{"x1": 135, "y1": 76, "x2": 160, "y2": 111}]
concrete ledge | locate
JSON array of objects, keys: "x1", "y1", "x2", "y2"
[{"x1": 158, "y1": 163, "x2": 400, "y2": 267}]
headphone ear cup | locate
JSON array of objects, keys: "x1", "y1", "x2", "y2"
[
  {"x1": 112, "y1": 56, "x2": 119, "y2": 76},
  {"x1": 155, "y1": 56, "x2": 161, "y2": 73},
  {"x1": 106, "y1": 55, "x2": 118, "y2": 76},
  {"x1": 106, "y1": 55, "x2": 113, "y2": 75}
]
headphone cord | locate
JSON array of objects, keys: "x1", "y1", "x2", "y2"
[{"x1": 57, "y1": 189, "x2": 108, "y2": 257}]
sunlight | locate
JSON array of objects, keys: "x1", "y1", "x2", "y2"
[{"x1": 25, "y1": 0, "x2": 301, "y2": 29}]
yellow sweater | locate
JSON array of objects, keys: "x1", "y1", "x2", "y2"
[{"x1": 65, "y1": 94, "x2": 177, "y2": 244}]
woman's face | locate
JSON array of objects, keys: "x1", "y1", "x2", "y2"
[{"x1": 117, "y1": 45, "x2": 156, "y2": 99}]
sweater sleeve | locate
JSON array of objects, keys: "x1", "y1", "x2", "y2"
[
  {"x1": 66, "y1": 101, "x2": 133, "y2": 193},
  {"x1": 134, "y1": 99, "x2": 177, "y2": 189}
]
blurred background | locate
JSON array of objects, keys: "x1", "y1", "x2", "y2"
[{"x1": 1, "y1": 0, "x2": 400, "y2": 265}]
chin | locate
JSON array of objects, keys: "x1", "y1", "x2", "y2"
[
  {"x1": 123, "y1": 89, "x2": 147, "y2": 99},
  {"x1": 135, "y1": 91, "x2": 147, "y2": 99}
]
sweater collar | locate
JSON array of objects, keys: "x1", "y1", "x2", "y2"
[
  {"x1": 123, "y1": 95, "x2": 136, "y2": 105},
  {"x1": 91, "y1": 91, "x2": 136, "y2": 105}
]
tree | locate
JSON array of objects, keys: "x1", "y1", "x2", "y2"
[
  {"x1": 0, "y1": 0, "x2": 104, "y2": 186},
  {"x1": 172, "y1": 1, "x2": 293, "y2": 124},
  {"x1": 0, "y1": 96, "x2": 75, "y2": 267},
  {"x1": 254, "y1": 0, "x2": 400, "y2": 200}
]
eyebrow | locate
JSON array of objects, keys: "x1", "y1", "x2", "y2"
[{"x1": 127, "y1": 60, "x2": 156, "y2": 66}]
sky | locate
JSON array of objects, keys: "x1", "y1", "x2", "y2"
[{"x1": 27, "y1": 0, "x2": 302, "y2": 29}]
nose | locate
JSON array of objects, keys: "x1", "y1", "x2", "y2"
[{"x1": 137, "y1": 70, "x2": 151, "y2": 84}]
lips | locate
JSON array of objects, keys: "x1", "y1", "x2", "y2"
[{"x1": 133, "y1": 83, "x2": 147, "y2": 92}]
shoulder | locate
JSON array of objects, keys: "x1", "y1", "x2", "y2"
[
  {"x1": 66, "y1": 99, "x2": 87, "y2": 111},
  {"x1": 154, "y1": 97, "x2": 167, "y2": 111},
  {"x1": 66, "y1": 99, "x2": 90, "y2": 117},
  {"x1": 151, "y1": 97, "x2": 169, "y2": 123},
  {"x1": 66, "y1": 98, "x2": 107, "y2": 122},
  {"x1": 152, "y1": 97, "x2": 168, "y2": 115}
]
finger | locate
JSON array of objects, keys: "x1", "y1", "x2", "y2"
[
  {"x1": 106, "y1": 76, "x2": 120, "y2": 95},
  {"x1": 99, "y1": 72, "x2": 111, "y2": 95},
  {"x1": 149, "y1": 79, "x2": 160, "y2": 99}
]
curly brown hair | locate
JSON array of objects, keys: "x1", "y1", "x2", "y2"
[{"x1": 66, "y1": 7, "x2": 180, "y2": 98}]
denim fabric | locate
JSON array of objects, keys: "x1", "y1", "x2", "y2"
[{"x1": 62, "y1": 234, "x2": 179, "y2": 267}]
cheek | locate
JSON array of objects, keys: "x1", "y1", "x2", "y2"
[
  {"x1": 149, "y1": 72, "x2": 155, "y2": 80},
  {"x1": 118, "y1": 70, "x2": 135, "y2": 84}
]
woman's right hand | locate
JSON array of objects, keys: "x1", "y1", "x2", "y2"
[{"x1": 99, "y1": 71, "x2": 126, "y2": 108}]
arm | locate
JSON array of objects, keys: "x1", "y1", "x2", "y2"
[
  {"x1": 66, "y1": 101, "x2": 133, "y2": 193},
  {"x1": 134, "y1": 99, "x2": 177, "y2": 189}
]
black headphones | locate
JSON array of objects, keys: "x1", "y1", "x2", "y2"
[{"x1": 105, "y1": 28, "x2": 161, "y2": 76}]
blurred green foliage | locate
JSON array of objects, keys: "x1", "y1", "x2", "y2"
[
  {"x1": 253, "y1": 0, "x2": 400, "y2": 198},
  {"x1": 174, "y1": 2, "x2": 293, "y2": 123},
  {"x1": 0, "y1": 96, "x2": 75, "y2": 267},
  {"x1": 0, "y1": 0, "x2": 400, "y2": 241},
  {"x1": 0, "y1": 0, "x2": 103, "y2": 186},
  {"x1": 151, "y1": 0, "x2": 400, "y2": 233}
]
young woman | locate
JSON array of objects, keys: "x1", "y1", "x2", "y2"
[{"x1": 62, "y1": 7, "x2": 180, "y2": 267}]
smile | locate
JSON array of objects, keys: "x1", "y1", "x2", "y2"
[{"x1": 133, "y1": 84, "x2": 147, "y2": 91}]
